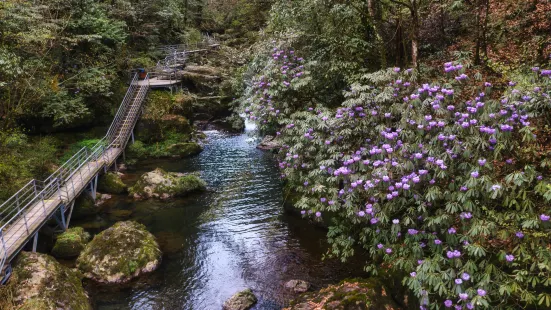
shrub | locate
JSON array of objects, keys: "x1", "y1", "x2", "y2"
[{"x1": 244, "y1": 58, "x2": 551, "y2": 308}]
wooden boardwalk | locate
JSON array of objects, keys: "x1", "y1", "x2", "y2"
[{"x1": 0, "y1": 41, "x2": 218, "y2": 282}]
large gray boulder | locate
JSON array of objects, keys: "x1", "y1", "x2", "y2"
[
  {"x1": 76, "y1": 221, "x2": 161, "y2": 284},
  {"x1": 129, "y1": 168, "x2": 206, "y2": 200}
]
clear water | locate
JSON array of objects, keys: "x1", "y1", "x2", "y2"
[{"x1": 81, "y1": 122, "x2": 367, "y2": 310}]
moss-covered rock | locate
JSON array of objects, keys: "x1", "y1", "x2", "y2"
[
  {"x1": 285, "y1": 279, "x2": 402, "y2": 310},
  {"x1": 223, "y1": 289, "x2": 258, "y2": 310},
  {"x1": 8, "y1": 252, "x2": 91, "y2": 309},
  {"x1": 72, "y1": 192, "x2": 98, "y2": 220},
  {"x1": 129, "y1": 168, "x2": 206, "y2": 200},
  {"x1": 166, "y1": 142, "x2": 203, "y2": 157},
  {"x1": 135, "y1": 114, "x2": 193, "y2": 144},
  {"x1": 284, "y1": 279, "x2": 311, "y2": 293},
  {"x1": 76, "y1": 221, "x2": 161, "y2": 284},
  {"x1": 51, "y1": 227, "x2": 90, "y2": 258},
  {"x1": 97, "y1": 172, "x2": 127, "y2": 194}
]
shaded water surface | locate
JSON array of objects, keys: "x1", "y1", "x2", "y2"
[{"x1": 84, "y1": 124, "x2": 367, "y2": 309}]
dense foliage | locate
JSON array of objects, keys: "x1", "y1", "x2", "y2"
[{"x1": 239, "y1": 0, "x2": 551, "y2": 308}]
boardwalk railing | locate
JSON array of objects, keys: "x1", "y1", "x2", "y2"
[{"x1": 0, "y1": 73, "x2": 149, "y2": 278}]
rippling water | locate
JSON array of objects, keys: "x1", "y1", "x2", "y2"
[{"x1": 85, "y1": 122, "x2": 367, "y2": 309}]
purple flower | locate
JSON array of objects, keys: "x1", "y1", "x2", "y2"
[
  {"x1": 392, "y1": 219, "x2": 400, "y2": 224},
  {"x1": 377, "y1": 243, "x2": 383, "y2": 249},
  {"x1": 435, "y1": 239, "x2": 442, "y2": 245},
  {"x1": 478, "y1": 158, "x2": 486, "y2": 166},
  {"x1": 540, "y1": 214, "x2": 550, "y2": 221},
  {"x1": 491, "y1": 184, "x2": 501, "y2": 191},
  {"x1": 459, "y1": 293, "x2": 469, "y2": 300},
  {"x1": 410, "y1": 272, "x2": 417, "y2": 277},
  {"x1": 358, "y1": 211, "x2": 366, "y2": 217},
  {"x1": 315, "y1": 211, "x2": 322, "y2": 217},
  {"x1": 448, "y1": 227, "x2": 457, "y2": 234},
  {"x1": 455, "y1": 278, "x2": 463, "y2": 285},
  {"x1": 300, "y1": 210, "x2": 306, "y2": 215},
  {"x1": 477, "y1": 289, "x2": 487, "y2": 297},
  {"x1": 444, "y1": 300, "x2": 453, "y2": 308},
  {"x1": 515, "y1": 231, "x2": 524, "y2": 238},
  {"x1": 471, "y1": 171, "x2": 479, "y2": 178},
  {"x1": 385, "y1": 248, "x2": 392, "y2": 254},
  {"x1": 505, "y1": 254, "x2": 514, "y2": 262},
  {"x1": 461, "y1": 272, "x2": 470, "y2": 281}
]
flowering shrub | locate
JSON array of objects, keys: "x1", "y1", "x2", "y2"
[{"x1": 244, "y1": 53, "x2": 551, "y2": 308}]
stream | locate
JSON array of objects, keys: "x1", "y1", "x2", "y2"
[{"x1": 77, "y1": 121, "x2": 367, "y2": 309}]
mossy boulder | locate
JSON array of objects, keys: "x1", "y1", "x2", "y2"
[
  {"x1": 76, "y1": 221, "x2": 161, "y2": 284},
  {"x1": 72, "y1": 192, "x2": 98, "y2": 220},
  {"x1": 135, "y1": 114, "x2": 193, "y2": 144},
  {"x1": 8, "y1": 252, "x2": 91, "y2": 309},
  {"x1": 223, "y1": 289, "x2": 258, "y2": 310},
  {"x1": 51, "y1": 227, "x2": 90, "y2": 258},
  {"x1": 181, "y1": 65, "x2": 222, "y2": 93},
  {"x1": 129, "y1": 168, "x2": 206, "y2": 200},
  {"x1": 97, "y1": 172, "x2": 127, "y2": 194},
  {"x1": 166, "y1": 142, "x2": 203, "y2": 157},
  {"x1": 285, "y1": 279, "x2": 401, "y2": 310}
]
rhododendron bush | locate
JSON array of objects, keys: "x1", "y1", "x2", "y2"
[{"x1": 243, "y1": 47, "x2": 551, "y2": 308}]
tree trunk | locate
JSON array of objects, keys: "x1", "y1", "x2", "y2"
[
  {"x1": 368, "y1": 0, "x2": 387, "y2": 69},
  {"x1": 410, "y1": 0, "x2": 420, "y2": 68}
]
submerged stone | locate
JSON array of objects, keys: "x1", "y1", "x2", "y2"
[
  {"x1": 6, "y1": 252, "x2": 91, "y2": 309},
  {"x1": 285, "y1": 279, "x2": 401, "y2": 310},
  {"x1": 129, "y1": 168, "x2": 206, "y2": 200},
  {"x1": 98, "y1": 172, "x2": 127, "y2": 194},
  {"x1": 51, "y1": 227, "x2": 90, "y2": 258},
  {"x1": 223, "y1": 288, "x2": 258, "y2": 310},
  {"x1": 76, "y1": 221, "x2": 161, "y2": 284}
]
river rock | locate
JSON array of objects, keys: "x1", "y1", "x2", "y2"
[
  {"x1": 166, "y1": 142, "x2": 203, "y2": 157},
  {"x1": 223, "y1": 288, "x2": 258, "y2": 310},
  {"x1": 7, "y1": 252, "x2": 91, "y2": 309},
  {"x1": 98, "y1": 172, "x2": 127, "y2": 194},
  {"x1": 284, "y1": 279, "x2": 401, "y2": 310},
  {"x1": 257, "y1": 135, "x2": 281, "y2": 151},
  {"x1": 95, "y1": 192, "x2": 112, "y2": 206},
  {"x1": 76, "y1": 221, "x2": 161, "y2": 284},
  {"x1": 129, "y1": 168, "x2": 206, "y2": 200},
  {"x1": 51, "y1": 227, "x2": 90, "y2": 258},
  {"x1": 136, "y1": 114, "x2": 193, "y2": 144},
  {"x1": 284, "y1": 279, "x2": 311, "y2": 293}
]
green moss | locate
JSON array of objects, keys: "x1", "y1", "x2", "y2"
[
  {"x1": 97, "y1": 172, "x2": 127, "y2": 194},
  {"x1": 10, "y1": 252, "x2": 91, "y2": 310},
  {"x1": 166, "y1": 142, "x2": 203, "y2": 157},
  {"x1": 175, "y1": 174, "x2": 207, "y2": 193},
  {"x1": 52, "y1": 227, "x2": 90, "y2": 258},
  {"x1": 76, "y1": 221, "x2": 161, "y2": 283}
]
